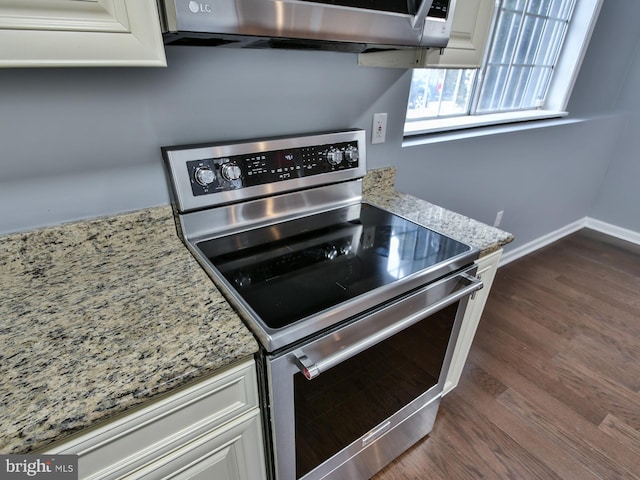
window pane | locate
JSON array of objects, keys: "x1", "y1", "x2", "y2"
[
  {"x1": 549, "y1": 0, "x2": 572, "y2": 19},
  {"x1": 522, "y1": 66, "x2": 552, "y2": 107},
  {"x1": 477, "y1": 66, "x2": 509, "y2": 112},
  {"x1": 528, "y1": 0, "x2": 553, "y2": 16},
  {"x1": 515, "y1": 15, "x2": 545, "y2": 64},
  {"x1": 503, "y1": 0, "x2": 526, "y2": 12},
  {"x1": 405, "y1": 0, "x2": 579, "y2": 128},
  {"x1": 407, "y1": 69, "x2": 439, "y2": 119},
  {"x1": 489, "y1": 11, "x2": 523, "y2": 64},
  {"x1": 406, "y1": 69, "x2": 476, "y2": 120},
  {"x1": 477, "y1": 0, "x2": 575, "y2": 114},
  {"x1": 537, "y1": 18, "x2": 566, "y2": 64},
  {"x1": 503, "y1": 66, "x2": 529, "y2": 109}
]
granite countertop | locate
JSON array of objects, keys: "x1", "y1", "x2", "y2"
[
  {"x1": 363, "y1": 168, "x2": 513, "y2": 255},
  {"x1": 0, "y1": 208, "x2": 258, "y2": 455},
  {"x1": 0, "y1": 167, "x2": 512, "y2": 455}
]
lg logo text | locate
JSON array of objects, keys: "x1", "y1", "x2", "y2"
[{"x1": 188, "y1": 1, "x2": 212, "y2": 13}]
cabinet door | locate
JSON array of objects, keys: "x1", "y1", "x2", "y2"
[
  {"x1": 47, "y1": 359, "x2": 260, "y2": 480},
  {"x1": 425, "y1": 0, "x2": 496, "y2": 67},
  {"x1": 0, "y1": 0, "x2": 166, "y2": 67},
  {"x1": 130, "y1": 409, "x2": 266, "y2": 480},
  {"x1": 444, "y1": 248, "x2": 502, "y2": 394}
]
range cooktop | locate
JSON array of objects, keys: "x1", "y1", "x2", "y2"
[{"x1": 198, "y1": 203, "x2": 474, "y2": 330}]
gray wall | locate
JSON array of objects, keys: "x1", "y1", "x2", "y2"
[
  {"x1": 587, "y1": 18, "x2": 640, "y2": 231},
  {"x1": 395, "y1": 115, "x2": 626, "y2": 243},
  {"x1": 1, "y1": 0, "x2": 639, "y2": 250},
  {"x1": 0, "y1": 48, "x2": 404, "y2": 233}
]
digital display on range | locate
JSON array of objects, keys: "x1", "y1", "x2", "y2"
[
  {"x1": 276, "y1": 150, "x2": 299, "y2": 168},
  {"x1": 244, "y1": 149, "x2": 305, "y2": 186}
]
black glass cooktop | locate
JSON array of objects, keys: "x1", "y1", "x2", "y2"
[{"x1": 197, "y1": 203, "x2": 472, "y2": 329}]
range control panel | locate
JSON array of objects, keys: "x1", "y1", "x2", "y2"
[
  {"x1": 163, "y1": 129, "x2": 367, "y2": 213},
  {"x1": 186, "y1": 140, "x2": 360, "y2": 197}
]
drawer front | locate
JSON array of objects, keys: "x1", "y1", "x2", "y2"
[
  {"x1": 50, "y1": 358, "x2": 258, "y2": 480},
  {"x1": 128, "y1": 408, "x2": 266, "y2": 480}
]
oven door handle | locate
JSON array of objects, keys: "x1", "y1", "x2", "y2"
[{"x1": 293, "y1": 271, "x2": 483, "y2": 380}]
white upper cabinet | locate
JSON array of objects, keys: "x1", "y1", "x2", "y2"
[
  {"x1": 425, "y1": 0, "x2": 496, "y2": 67},
  {"x1": 0, "y1": 0, "x2": 166, "y2": 67}
]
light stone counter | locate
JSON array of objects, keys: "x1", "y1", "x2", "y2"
[
  {"x1": 0, "y1": 166, "x2": 512, "y2": 455},
  {"x1": 0, "y1": 207, "x2": 258, "y2": 454},
  {"x1": 364, "y1": 167, "x2": 513, "y2": 255}
]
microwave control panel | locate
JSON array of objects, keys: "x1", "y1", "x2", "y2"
[
  {"x1": 428, "y1": 0, "x2": 450, "y2": 19},
  {"x1": 186, "y1": 140, "x2": 360, "y2": 197}
]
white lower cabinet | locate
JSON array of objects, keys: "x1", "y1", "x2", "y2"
[
  {"x1": 128, "y1": 409, "x2": 264, "y2": 480},
  {"x1": 444, "y1": 248, "x2": 502, "y2": 395},
  {"x1": 47, "y1": 358, "x2": 266, "y2": 480}
]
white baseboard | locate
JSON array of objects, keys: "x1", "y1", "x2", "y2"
[
  {"x1": 499, "y1": 219, "x2": 585, "y2": 266},
  {"x1": 583, "y1": 218, "x2": 640, "y2": 245},
  {"x1": 499, "y1": 217, "x2": 640, "y2": 267}
]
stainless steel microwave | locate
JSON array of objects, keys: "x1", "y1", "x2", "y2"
[{"x1": 157, "y1": 0, "x2": 457, "y2": 52}]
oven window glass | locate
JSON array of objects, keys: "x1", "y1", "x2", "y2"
[
  {"x1": 201, "y1": 204, "x2": 471, "y2": 329},
  {"x1": 294, "y1": 302, "x2": 458, "y2": 478}
]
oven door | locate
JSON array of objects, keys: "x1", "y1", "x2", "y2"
[{"x1": 263, "y1": 266, "x2": 482, "y2": 480}]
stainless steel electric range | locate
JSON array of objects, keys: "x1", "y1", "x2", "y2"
[{"x1": 163, "y1": 129, "x2": 482, "y2": 480}]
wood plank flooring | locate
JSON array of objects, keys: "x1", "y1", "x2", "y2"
[{"x1": 373, "y1": 229, "x2": 640, "y2": 480}]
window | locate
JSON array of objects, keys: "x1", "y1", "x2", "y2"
[{"x1": 404, "y1": 0, "x2": 601, "y2": 136}]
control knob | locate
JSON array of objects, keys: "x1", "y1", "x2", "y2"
[
  {"x1": 194, "y1": 166, "x2": 215, "y2": 187},
  {"x1": 344, "y1": 145, "x2": 359, "y2": 163},
  {"x1": 324, "y1": 147, "x2": 343, "y2": 166},
  {"x1": 324, "y1": 245, "x2": 338, "y2": 260},
  {"x1": 221, "y1": 162, "x2": 242, "y2": 182}
]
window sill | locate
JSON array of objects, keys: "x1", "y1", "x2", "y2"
[{"x1": 403, "y1": 110, "x2": 571, "y2": 146}]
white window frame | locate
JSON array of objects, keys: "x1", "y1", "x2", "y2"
[{"x1": 403, "y1": 0, "x2": 603, "y2": 137}]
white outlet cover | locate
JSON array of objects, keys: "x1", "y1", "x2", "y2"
[{"x1": 372, "y1": 113, "x2": 388, "y2": 144}]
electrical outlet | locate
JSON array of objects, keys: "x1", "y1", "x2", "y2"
[
  {"x1": 372, "y1": 113, "x2": 388, "y2": 144},
  {"x1": 493, "y1": 210, "x2": 504, "y2": 227}
]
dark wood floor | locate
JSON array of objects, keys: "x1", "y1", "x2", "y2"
[{"x1": 374, "y1": 229, "x2": 640, "y2": 480}]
